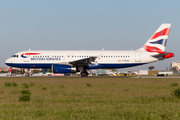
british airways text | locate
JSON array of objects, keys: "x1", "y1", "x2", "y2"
[{"x1": 31, "y1": 57, "x2": 61, "y2": 61}]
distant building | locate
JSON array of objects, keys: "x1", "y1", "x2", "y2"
[
  {"x1": 171, "y1": 61, "x2": 180, "y2": 69},
  {"x1": 169, "y1": 61, "x2": 180, "y2": 74},
  {"x1": 0, "y1": 65, "x2": 9, "y2": 72}
]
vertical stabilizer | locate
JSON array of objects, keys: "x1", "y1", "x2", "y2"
[{"x1": 139, "y1": 24, "x2": 171, "y2": 53}]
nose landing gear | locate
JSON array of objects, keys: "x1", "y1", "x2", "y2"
[{"x1": 25, "y1": 68, "x2": 30, "y2": 77}]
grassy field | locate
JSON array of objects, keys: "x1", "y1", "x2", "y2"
[{"x1": 0, "y1": 77, "x2": 180, "y2": 120}]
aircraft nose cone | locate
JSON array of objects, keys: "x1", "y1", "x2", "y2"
[{"x1": 5, "y1": 58, "x2": 11, "y2": 66}]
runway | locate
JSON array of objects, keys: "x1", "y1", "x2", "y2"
[{"x1": 1, "y1": 75, "x2": 180, "y2": 78}]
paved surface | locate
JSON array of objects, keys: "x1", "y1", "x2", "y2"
[
  {"x1": 131, "y1": 76, "x2": 180, "y2": 78},
  {"x1": 1, "y1": 75, "x2": 180, "y2": 78}
]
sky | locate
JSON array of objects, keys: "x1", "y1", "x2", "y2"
[{"x1": 0, "y1": 0, "x2": 180, "y2": 70}]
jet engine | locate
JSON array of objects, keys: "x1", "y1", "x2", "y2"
[{"x1": 52, "y1": 64, "x2": 76, "y2": 73}]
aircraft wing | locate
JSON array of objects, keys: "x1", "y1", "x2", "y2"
[{"x1": 69, "y1": 56, "x2": 97, "y2": 66}]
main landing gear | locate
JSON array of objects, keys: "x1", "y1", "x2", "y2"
[
  {"x1": 80, "y1": 71, "x2": 88, "y2": 77},
  {"x1": 25, "y1": 68, "x2": 30, "y2": 77},
  {"x1": 25, "y1": 73, "x2": 30, "y2": 77},
  {"x1": 78, "y1": 67, "x2": 89, "y2": 77}
]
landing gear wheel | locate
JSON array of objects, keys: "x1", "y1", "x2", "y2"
[
  {"x1": 25, "y1": 73, "x2": 29, "y2": 77},
  {"x1": 81, "y1": 72, "x2": 88, "y2": 77}
]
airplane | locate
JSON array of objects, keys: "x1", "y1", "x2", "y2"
[{"x1": 5, "y1": 23, "x2": 174, "y2": 77}]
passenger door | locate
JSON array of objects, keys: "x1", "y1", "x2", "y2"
[{"x1": 135, "y1": 52, "x2": 141, "y2": 62}]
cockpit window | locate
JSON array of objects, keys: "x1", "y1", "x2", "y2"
[{"x1": 11, "y1": 55, "x2": 18, "y2": 58}]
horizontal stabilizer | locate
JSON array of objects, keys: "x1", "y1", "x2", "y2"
[{"x1": 151, "y1": 52, "x2": 174, "y2": 60}]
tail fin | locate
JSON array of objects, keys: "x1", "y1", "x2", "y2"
[{"x1": 139, "y1": 23, "x2": 171, "y2": 53}]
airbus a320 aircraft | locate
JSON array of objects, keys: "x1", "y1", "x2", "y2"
[{"x1": 5, "y1": 24, "x2": 174, "y2": 77}]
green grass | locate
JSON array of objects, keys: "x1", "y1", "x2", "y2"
[{"x1": 0, "y1": 77, "x2": 180, "y2": 119}]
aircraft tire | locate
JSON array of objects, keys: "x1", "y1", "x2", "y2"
[
  {"x1": 25, "y1": 73, "x2": 29, "y2": 77},
  {"x1": 81, "y1": 72, "x2": 88, "y2": 77}
]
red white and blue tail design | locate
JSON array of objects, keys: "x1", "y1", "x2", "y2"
[
  {"x1": 139, "y1": 23, "x2": 174, "y2": 59},
  {"x1": 140, "y1": 24, "x2": 171, "y2": 53}
]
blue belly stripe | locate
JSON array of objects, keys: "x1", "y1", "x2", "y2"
[{"x1": 6, "y1": 63, "x2": 146, "y2": 69}]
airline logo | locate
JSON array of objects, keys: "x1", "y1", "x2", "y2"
[
  {"x1": 143, "y1": 25, "x2": 170, "y2": 53},
  {"x1": 143, "y1": 45, "x2": 163, "y2": 53},
  {"x1": 21, "y1": 53, "x2": 40, "y2": 58},
  {"x1": 149, "y1": 39, "x2": 167, "y2": 47},
  {"x1": 150, "y1": 28, "x2": 170, "y2": 40}
]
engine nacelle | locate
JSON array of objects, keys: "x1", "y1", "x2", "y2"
[{"x1": 52, "y1": 64, "x2": 76, "y2": 73}]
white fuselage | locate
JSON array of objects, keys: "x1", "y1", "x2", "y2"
[{"x1": 5, "y1": 50, "x2": 158, "y2": 69}]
